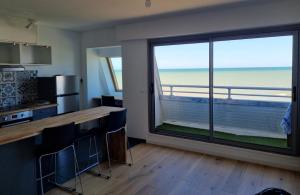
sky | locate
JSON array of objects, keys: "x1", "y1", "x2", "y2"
[
  {"x1": 154, "y1": 35, "x2": 293, "y2": 69},
  {"x1": 111, "y1": 57, "x2": 122, "y2": 70}
]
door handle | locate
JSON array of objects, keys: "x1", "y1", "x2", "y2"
[
  {"x1": 292, "y1": 86, "x2": 296, "y2": 102},
  {"x1": 150, "y1": 83, "x2": 154, "y2": 94}
]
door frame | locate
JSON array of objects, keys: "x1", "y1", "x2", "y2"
[{"x1": 148, "y1": 24, "x2": 300, "y2": 155}]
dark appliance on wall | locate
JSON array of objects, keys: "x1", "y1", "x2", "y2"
[
  {"x1": 0, "y1": 109, "x2": 33, "y2": 128},
  {"x1": 37, "y1": 75, "x2": 79, "y2": 114}
]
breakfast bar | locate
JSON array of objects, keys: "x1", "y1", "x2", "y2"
[{"x1": 0, "y1": 106, "x2": 125, "y2": 195}]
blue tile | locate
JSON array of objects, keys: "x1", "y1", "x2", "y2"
[
  {"x1": 2, "y1": 97, "x2": 16, "y2": 107},
  {"x1": 1, "y1": 72, "x2": 15, "y2": 83},
  {"x1": 0, "y1": 83, "x2": 16, "y2": 98},
  {"x1": 0, "y1": 70, "x2": 38, "y2": 108}
]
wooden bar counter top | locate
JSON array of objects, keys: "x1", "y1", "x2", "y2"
[{"x1": 0, "y1": 106, "x2": 124, "y2": 145}]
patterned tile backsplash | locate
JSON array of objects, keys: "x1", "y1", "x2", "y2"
[{"x1": 0, "y1": 71, "x2": 38, "y2": 108}]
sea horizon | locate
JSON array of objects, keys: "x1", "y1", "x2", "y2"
[{"x1": 158, "y1": 66, "x2": 291, "y2": 71}]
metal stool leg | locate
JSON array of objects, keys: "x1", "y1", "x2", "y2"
[
  {"x1": 54, "y1": 153, "x2": 57, "y2": 184},
  {"x1": 39, "y1": 146, "x2": 83, "y2": 195},
  {"x1": 127, "y1": 136, "x2": 134, "y2": 166},
  {"x1": 88, "y1": 137, "x2": 92, "y2": 166},
  {"x1": 93, "y1": 136, "x2": 110, "y2": 179},
  {"x1": 39, "y1": 156, "x2": 45, "y2": 195},
  {"x1": 105, "y1": 128, "x2": 134, "y2": 176},
  {"x1": 93, "y1": 136, "x2": 101, "y2": 176},
  {"x1": 75, "y1": 134, "x2": 109, "y2": 180},
  {"x1": 72, "y1": 145, "x2": 84, "y2": 195},
  {"x1": 73, "y1": 148, "x2": 77, "y2": 193},
  {"x1": 105, "y1": 132, "x2": 112, "y2": 178},
  {"x1": 125, "y1": 126, "x2": 133, "y2": 166},
  {"x1": 39, "y1": 153, "x2": 62, "y2": 194}
]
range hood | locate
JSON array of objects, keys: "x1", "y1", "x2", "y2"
[{"x1": 0, "y1": 65, "x2": 25, "y2": 71}]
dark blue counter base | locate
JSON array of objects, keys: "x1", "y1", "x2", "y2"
[{"x1": 0, "y1": 138, "x2": 37, "y2": 195}]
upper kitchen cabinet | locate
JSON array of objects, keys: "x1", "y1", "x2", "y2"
[
  {"x1": 20, "y1": 44, "x2": 52, "y2": 65},
  {"x1": 0, "y1": 42, "x2": 21, "y2": 65},
  {"x1": 0, "y1": 42, "x2": 52, "y2": 65}
]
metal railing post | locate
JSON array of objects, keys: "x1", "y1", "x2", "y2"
[
  {"x1": 228, "y1": 88, "x2": 232, "y2": 100},
  {"x1": 170, "y1": 86, "x2": 173, "y2": 96}
]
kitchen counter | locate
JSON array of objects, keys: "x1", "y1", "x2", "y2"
[
  {"x1": 92, "y1": 96, "x2": 122, "y2": 101},
  {"x1": 0, "y1": 103, "x2": 58, "y2": 116},
  {"x1": 0, "y1": 106, "x2": 124, "y2": 145}
]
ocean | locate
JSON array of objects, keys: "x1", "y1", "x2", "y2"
[
  {"x1": 115, "y1": 67, "x2": 292, "y2": 101},
  {"x1": 158, "y1": 67, "x2": 291, "y2": 87}
]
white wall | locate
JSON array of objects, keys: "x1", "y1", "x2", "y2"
[
  {"x1": 86, "y1": 49, "x2": 106, "y2": 108},
  {"x1": 122, "y1": 40, "x2": 149, "y2": 139},
  {"x1": 81, "y1": 27, "x2": 119, "y2": 49},
  {"x1": 96, "y1": 46, "x2": 121, "y2": 57},
  {"x1": 26, "y1": 25, "x2": 81, "y2": 77}
]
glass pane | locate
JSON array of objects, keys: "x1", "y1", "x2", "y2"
[
  {"x1": 213, "y1": 35, "x2": 293, "y2": 148},
  {"x1": 154, "y1": 43, "x2": 210, "y2": 138},
  {"x1": 110, "y1": 57, "x2": 122, "y2": 90}
]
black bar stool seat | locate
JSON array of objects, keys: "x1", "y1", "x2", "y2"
[{"x1": 101, "y1": 95, "x2": 116, "y2": 107}]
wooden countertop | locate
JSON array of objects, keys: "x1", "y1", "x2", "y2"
[
  {"x1": 93, "y1": 97, "x2": 123, "y2": 101},
  {"x1": 0, "y1": 103, "x2": 58, "y2": 116},
  {"x1": 0, "y1": 106, "x2": 124, "y2": 145}
]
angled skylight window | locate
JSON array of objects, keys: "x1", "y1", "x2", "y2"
[{"x1": 107, "y1": 57, "x2": 122, "y2": 91}]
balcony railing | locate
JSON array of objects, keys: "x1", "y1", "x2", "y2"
[{"x1": 161, "y1": 84, "x2": 291, "y2": 101}]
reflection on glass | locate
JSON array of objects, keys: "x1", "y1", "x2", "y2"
[
  {"x1": 213, "y1": 36, "x2": 293, "y2": 148},
  {"x1": 154, "y1": 43, "x2": 210, "y2": 137}
]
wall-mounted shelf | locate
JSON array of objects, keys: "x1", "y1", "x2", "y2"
[
  {"x1": 20, "y1": 44, "x2": 51, "y2": 65},
  {"x1": 0, "y1": 42, "x2": 52, "y2": 66},
  {"x1": 0, "y1": 43, "x2": 20, "y2": 64}
]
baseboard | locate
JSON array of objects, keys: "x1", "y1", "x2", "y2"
[
  {"x1": 128, "y1": 137, "x2": 146, "y2": 148},
  {"x1": 146, "y1": 133, "x2": 300, "y2": 172}
]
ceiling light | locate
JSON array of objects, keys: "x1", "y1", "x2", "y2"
[{"x1": 145, "y1": 0, "x2": 151, "y2": 8}]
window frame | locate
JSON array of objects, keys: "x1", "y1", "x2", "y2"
[
  {"x1": 148, "y1": 24, "x2": 300, "y2": 156},
  {"x1": 106, "y1": 57, "x2": 122, "y2": 92}
]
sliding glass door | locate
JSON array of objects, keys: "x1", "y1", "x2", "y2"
[
  {"x1": 150, "y1": 28, "x2": 298, "y2": 154},
  {"x1": 213, "y1": 34, "x2": 294, "y2": 149},
  {"x1": 153, "y1": 42, "x2": 211, "y2": 139}
]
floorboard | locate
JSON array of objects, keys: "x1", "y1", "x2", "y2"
[{"x1": 47, "y1": 143, "x2": 300, "y2": 195}]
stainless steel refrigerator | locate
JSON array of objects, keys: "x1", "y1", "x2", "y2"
[{"x1": 37, "y1": 75, "x2": 79, "y2": 114}]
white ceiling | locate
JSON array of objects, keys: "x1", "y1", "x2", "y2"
[{"x1": 0, "y1": 0, "x2": 251, "y2": 31}]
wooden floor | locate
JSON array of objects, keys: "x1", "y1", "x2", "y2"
[{"x1": 47, "y1": 143, "x2": 300, "y2": 195}]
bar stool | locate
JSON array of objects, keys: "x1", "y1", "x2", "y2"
[
  {"x1": 37, "y1": 122, "x2": 83, "y2": 195},
  {"x1": 101, "y1": 96, "x2": 116, "y2": 107},
  {"x1": 105, "y1": 109, "x2": 133, "y2": 177}
]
